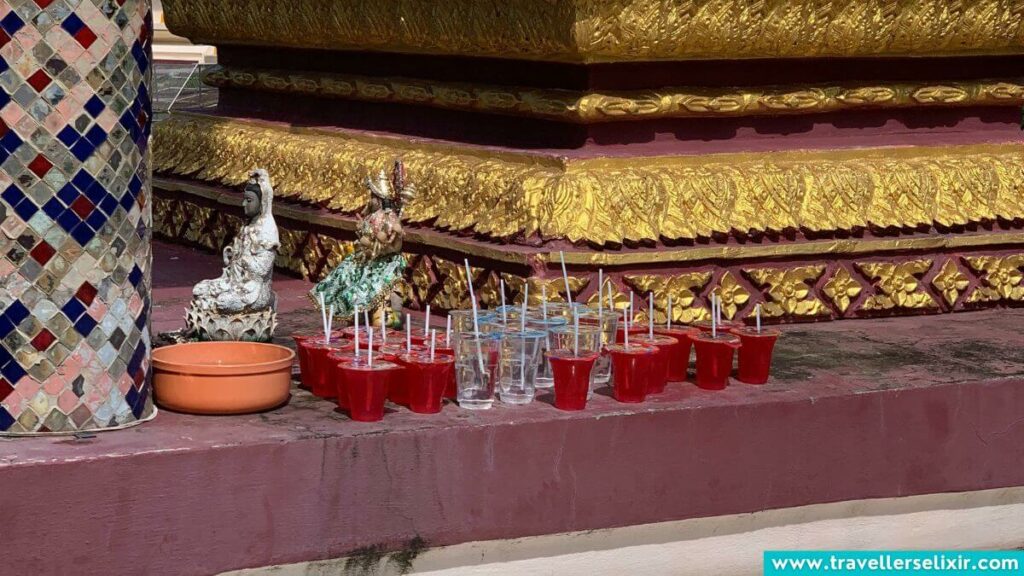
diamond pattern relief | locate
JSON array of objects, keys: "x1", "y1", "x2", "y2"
[{"x1": 0, "y1": 0, "x2": 153, "y2": 434}]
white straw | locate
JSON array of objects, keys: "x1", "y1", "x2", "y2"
[
  {"x1": 598, "y1": 269, "x2": 603, "y2": 311},
  {"x1": 629, "y1": 291, "x2": 634, "y2": 327},
  {"x1": 354, "y1": 304, "x2": 360, "y2": 358},
  {"x1": 430, "y1": 330, "x2": 436, "y2": 361},
  {"x1": 318, "y1": 292, "x2": 328, "y2": 343},
  {"x1": 624, "y1": 309, "x2": 630, "y2": 350},
  {"x1": 500, "y1": 279, "x2": 507, "y2": 324},
  {"x1": 380, "y1": 309, "x2": 386, "y2": 344},
  {"x1": 327, "y1": 303, "x2": 334, "y2": 344},
  {"x1": 424, "y1": 304, "x2": 430, "y2": 339},
  {"x1": 445, "y1": 315, "x2": 451, "y2": 347},
  {"x1": 521, "y1": 283, "x2": 529, "y2": 332},
  {"x1": 648, "y1": 292, "x2": 654, "y2": 339},
  {"x1": 464, "y1": 259, "x2": 486, "y2": 373},
  {"x1": 542, "y1": 284, "x2": 547, "y2": 319},
  {"x1": 368, "y1": 328, "x2": 374, "y2": 367},
  {"x1": 364, "y1": 310, "x2": 370, "y2": 342},
  {"x1": 406, "y1": 313, "x2": 412, "y2": 353},
  {"x1": 756, "y1": 303, "x2": 762, "y2": 334},
  {"x1": 574, "y1": 311, "x2": 579, "y2": 356},
  {"x1": 667, "y1": 295, "x2": 673, "y2": 330},
  {"x1": 712, "y1": 295, "x2": 717, "y2": 338},
  {"x1": 559, "y1": 251, "x2": 572, "y2": 304}
]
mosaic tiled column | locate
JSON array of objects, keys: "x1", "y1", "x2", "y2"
[{"x1": 0, "y1": 0, "x2": 153, "y2": 434}]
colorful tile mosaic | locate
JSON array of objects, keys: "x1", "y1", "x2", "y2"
[{"x1": 0, "y1": 0, "x2": 153, "y2": 434}]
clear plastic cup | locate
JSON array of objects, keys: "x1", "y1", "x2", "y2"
[
  {"x1": 526, "y1": 315, "x2": 568, "y2": 389},
  {"x1": 455, "y1": 332, "x2": 501, "y2": 410},
  {"x1": 549, "y1": 322, "x2": 602, "y2": 397},
  {"x1": 498, "y1": 330, "x2": 546, "y2": 405}
]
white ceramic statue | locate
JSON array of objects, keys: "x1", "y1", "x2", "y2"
[{"x1": 185, "y1": 169, "x2": 280, "y2": 341}]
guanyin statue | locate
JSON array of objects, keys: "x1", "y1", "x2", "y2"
[{"x1": 312, "y1": 159, "x2": 414, "y2": 323}]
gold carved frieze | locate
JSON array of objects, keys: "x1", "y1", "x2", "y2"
[
  {"x1": 930, "y1": 260, "x2": 970, "y2": 306},
  {"x1": 163, "y1": 0, "x2": 1024, "y2": 63},
  {"x1": 856, "y1": 260, "x2": 938, "y2": 311},
  {"x1": 821, "y1": 267, "x2": 864, "y2": 314},
  {"x1": 964, "y1": 255, "x2": 1024, "y2": 302},
  {"x1": 204, "y1": 67, "x2": 1024, "y2": 123},
  {"x1": 153, "y1": 114, "x2": 1024, "y2": 246},
  {"x1": 744, "y1": 266, "x2": 829, "y2": 318},
  {"x1": 624, "y1": 272, "x2": 713, "y2": 325}
]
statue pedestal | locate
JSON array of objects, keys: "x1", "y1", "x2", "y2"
[{"x1": 184, "y1": 305, "x2": 276, "y2": 343}]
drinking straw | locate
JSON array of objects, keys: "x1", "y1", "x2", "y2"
[
  {"x1": 756, "y1": 303, "x2": 762, "y2": 334},
  {"x1": 406, "y1": 313, "x2": 412, "y2": 353},
  {"x1": 559, "y1": 251, "x2": 572, "y2": 304},
  {"x1": 648, "y1": 292, "x2": 654, "y2": 339},
  {"x1": 327, "y1": 304, "x2": 335, "y2": 344},
  {"x1": 430, "y1": 330, "x2": 436, "y2": 362},
  {"x1": 541, "y1": 284, "x2": 550, "y2": 348},
  {"x1": 520, "y1": 285, "x2": 528, "y2": 390},
  {"x1": 463, "y1": 259, "x2": 486, "y2": 373},
  {"x1": 629, "y1": 291, "x2": 634, "y2": 327},
  {"x1": 424, "y1": 304, "x2": 430, "y2": 339},
  {"x1": 597, "y1": 286, "x2": 603, "y2": 342},
  {"x1": 598, "y1": 269, "x2": 603, "y2": 311},
  {"x1": 573, "y1": 310, "x2": 579, "y2": 357},
  {"x1": 712, "y1": 295, "x2": 718, "y2": 339},
  {"x1": 380, "y1": 309, "x2": 387, "y2": 344},
  {"x1": 368, "y1": 328, "x2": 374, "y2": 367},
  {"x1": 354, "y1": 304, "x2": 360, "y2": 358},
  {"x1": 667, "y1": 295, "x2": 673, "y2": 330},
  {"x1": 624, "y1": 309, "x2": 630, "y2": 350},
  {"x1": 445, "y1": 315, "x2": 451, "y2": 347},
  {"x1": 364, "y1": 310, "x2": 370, "y2": 342},
  {"x1": 318, "y1": 293, "x2": 328, "y2": 343},
  {"x1": 500, "y1": 279, "x2": 507, "y2": 324}
]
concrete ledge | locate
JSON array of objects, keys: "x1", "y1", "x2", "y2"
[{"x1": 3, "y1": 244, "x2": 1024, "y2": 575}]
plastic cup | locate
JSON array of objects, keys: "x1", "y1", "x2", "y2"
[
  {"x1": 327, "y1": 351, "x2": 364, "y2": 410},
  {"x1": 526, "y1": 315, "x2": 568, "y2": 389},
  {"x1": 632, "y1": 334, "x2": 678, "y2": 394},
  {"x1": 550, "y1": 322, "x2": 602, "y2": 397},
  {"x1": 693, "y1": 319, "x2": 743, "y2": 334},
  {"x1": 498, "y1": 330, "x2": 546, "y2": 405},
  {"x1": 454, "y1": 332, "x2": 501, "y2": 410},
  {"x1": 381, "y1": 345, "x2": 411, "y2": 406},
  {"x1": 692, "y1": 332, "x2": 741, "y2": 390},
  {"x1": 292, "y1": 334, "x2": 317, "y2": 390},
  {"x1": 732, "y1": 327, "x2": 780, "y2": 385},
  {"x1": 549, "y1": 349, "x2": 599, "y2": 411},
  {"x1": 434, "y1": 345, "x2": 456, "y2": 399},
  {"x1": 341, "y1": 361, "x2": 400, "y2": 422},
  {"x1": 450, "y1": 309, "x2": 496, "y2": 334},
  {"x1": 303, "y1": 338, "x2": 353, "y2": 399},
  {"x1": 399, "y1": 353, "x2": 455, "y2": 414},
  {"x1": 654, "y1": 327, "x2": 699, "y2": 382},
  {"x1": 606, "y1": 344, "x2": 655, "y2": 403}
]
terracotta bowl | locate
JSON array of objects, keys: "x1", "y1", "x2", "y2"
[{"x1": 152, "y1": 342, "x2": 295, "y2": 415}]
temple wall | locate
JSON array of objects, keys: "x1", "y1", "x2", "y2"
[{"x1": 0, "y1": 0, "x2": 154, "y2": 433}]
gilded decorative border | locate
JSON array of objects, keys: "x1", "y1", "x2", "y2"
[
  {"x1": 154, "y1": 190, "x2": 1024, "y2": 324},
  {"x1": 163, "y1": 0, "x2": 1024, "y2": 63},
  {"x1": 204, "y1": 66, "x2": 1024, "y2": 123},
  {"x1": 153, "y1": 114, "x2": 1024, "y2": 245}
]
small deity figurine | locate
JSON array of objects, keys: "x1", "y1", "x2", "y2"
[
  {"x1": 185, "y1": 169, "x2": 280, "y2": 341},
  {"x1": 312, "y1": 159, "x2": 414, "y2": 322}
]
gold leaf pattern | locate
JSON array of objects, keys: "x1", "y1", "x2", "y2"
[
  {"x1": 744, "y1": 266, "x2": 828, "y2": 317},
  {"x1": 165, "y1": 0, "x2": 1024, "y2": 62},
  {"x1": 930, "y1": 259, "x2": 970, "y2": 306},
  {"x1": 822, "y1": 267, "x2": 863, "y2": 313},
  {"x1": 624, "y1": 272, "x2": 713, "y2": 324},
  {"x1": 501, "y1": 274, "x2": 589, "y2": 306},
  {"x1": 154, "y1": 115, "x2": 1024, "y2": 246},
  {"x1": 964, "y1": 255, "x2": 1024, "y2": 302},
  {"x1": 856, "y1": 260, "x2": 938, "y2": 310}
]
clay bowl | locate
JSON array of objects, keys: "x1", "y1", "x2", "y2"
[{"x1": 153, "y1": 342, "x2": 294, "y2": 414}]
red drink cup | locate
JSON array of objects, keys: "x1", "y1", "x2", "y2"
[
  {"x1": 692, "y1": 332, "x2": 741, "y2": 390},
  {"x1": 381, "y1": 344, "x2": 428, "y2": 406},
  {"x1": 342, "y1": 361, "x2": 399, "y2": 422},
  {"x1": 606, "y1": 344, "x2": 655, "y2": 403},
  {"x1": 731, "y1": 327, "x2": 780, "y2": 385},
  {"x1": 549, "y1": 349, "x2": 599, "y2": 411},
  {"x1": 633, "y1": 334, "x2": 677, "y2": 394},
  {"x1": 292, "y1": 334, "x2": 317, "y2": 390},
  {"x1": 693, "y1": 319, "x2": 742, "y2": 334},
  {"x1": 435, "y1": 346, "x2": 456, "y2": 399},
  {"x1": 326, "y1": 350, "x2": 364, "y2": 410},
  {"x1": 400, "y1": 353, "x2": 455, "y2": 414},
  {"x1": 303, "y1": 338, "x2": 353, "y2": 399},
  {"x1": 615, "y1": 325, "x2": 646, "y2": 344},
  {"x1": 654, "y1": 327, "x2": 699, "y2": 382}
]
